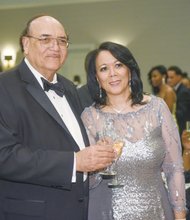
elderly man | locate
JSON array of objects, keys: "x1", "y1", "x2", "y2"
[{"x1": 0, "y1": 15, "x2": 114, "y2": 220}]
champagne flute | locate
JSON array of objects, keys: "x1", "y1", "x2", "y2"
[
  {"x1": 108, "y1": 140, "x2": 124, "y2": 188},
  {"x1": 99, "y1": 136, "x2": 117, "y2": 178}
]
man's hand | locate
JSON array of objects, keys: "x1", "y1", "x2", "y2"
[{"x1": 76, "y1": 144, "x2": 115, "y2": 172}]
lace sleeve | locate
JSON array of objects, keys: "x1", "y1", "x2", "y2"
[
  {"x1": 160, "y1": 100, "x2": 186, "y2": 212},
  {"x1": 81, "y1": 107, "x2": 103, "y2": 189},
  {"x1": 81, "y1": 106, "x2": 97, "y2": 145}
]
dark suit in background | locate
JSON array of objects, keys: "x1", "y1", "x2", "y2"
[
  {"x1": 77, "y1": 84, "x2": 93, "y2": 110},
  {"x1": 175, "y1": 83, "x2": 190, "y2": 136},
  {"x1": 167, "y1": 65, "x2": 190, "y2": 137}
]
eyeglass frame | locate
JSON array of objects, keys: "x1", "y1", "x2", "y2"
[{"x1": 26, "y1": 34, "x2": 69, "y2": 48}]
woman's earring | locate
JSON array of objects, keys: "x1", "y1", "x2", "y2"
[
  {"x1": 129, "y1": 80, "x2": 132, "y2": 92},
  {"x1": 99, "y1": 85, "x2": 102, "y2": 98}
]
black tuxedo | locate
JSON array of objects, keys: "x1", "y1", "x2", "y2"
[
  {"x1": 0, "y1": 60, "x2": 89, "y2": 220},
  {"x1": 175, "y1": 83, "x2": 190, "y2": 136}
]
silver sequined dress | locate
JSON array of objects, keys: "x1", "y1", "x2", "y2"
[{"x1": 81, "y1": 95, "x2": 186, "y2": 220}]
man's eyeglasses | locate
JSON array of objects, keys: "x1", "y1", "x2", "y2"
[{"x1": 27, "y1": 35, "x2": 69, "y2": 48}]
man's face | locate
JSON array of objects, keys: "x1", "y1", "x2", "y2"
[
  {"x1": 22, "y1": 16, "x2": 68, "y2": 79},
  {"x1": 167, "y1": 70, "x2": 181, "y2": 87}
]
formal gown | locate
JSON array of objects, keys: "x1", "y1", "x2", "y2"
[{"x1": 81, "y1": 95, "x2": 186, "y2": 220}]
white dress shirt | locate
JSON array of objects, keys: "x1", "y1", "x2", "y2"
[{"x1": 24, "y1": 58, "x2": 87, "y2": 182}]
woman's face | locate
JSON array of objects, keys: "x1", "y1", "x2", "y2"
[
  {"x1": 95, "y1": 50, "x2": 131, "y2": 97},
  {"x1": 150, "y1": 70, "x2": 163, "y2": 87}
]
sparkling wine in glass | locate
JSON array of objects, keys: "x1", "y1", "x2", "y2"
[
  {"x1": 99, "y1": 136, "x2": 117, "y2": 178},
  {"x1": 108, "y1": 140, "x2": 124, "y2": 188}
]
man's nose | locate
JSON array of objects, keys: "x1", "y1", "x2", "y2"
[{"x1": 50, "y1": 39, "x2": 60, "y2": 49}]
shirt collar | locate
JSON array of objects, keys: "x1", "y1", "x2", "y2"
[
  {"x1": 174, "y1": 82, "x2": 181, "y2": 91},
  {"x1": 24, "y1": 58, "x2": 58, "y2": 89}
]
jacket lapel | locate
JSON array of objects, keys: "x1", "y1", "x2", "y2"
[
  {"x1": 58, "y1": 76, "x2": 90, "y2": 147},
  {"x1": 18, "y1": 61, "x2": 70, "y2": 134}
]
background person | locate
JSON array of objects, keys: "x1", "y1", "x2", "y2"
[
  {"x1": 0, "y1": 15, "x2": 115, "y2": 220},
  {"x1": 73, "y1": 74, "x2": 83, "y2": 88},
  {"x1": 77, "y1": 52, "x2": 94, "y2": 110},
  {"x1": 181, "y1": 72, "x2": 190, "y2": 89},
  {"x1": 81, "y1": 41, "x2": 186, "y2": 220},
  {"x1": 78, "y1": 84, "x2": 93, "y2": 109},
  {"x1": 167, "y1": 66, "x2": 190, "y2": 136},
  {"x1": 148, "y1": 65, "x2": 176, "y2": 113}
]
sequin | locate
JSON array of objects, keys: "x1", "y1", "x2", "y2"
[{"x1": 81, "y1": 95, "x2": 186, "y2": 220}]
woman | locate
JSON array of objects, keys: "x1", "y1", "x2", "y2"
[
  {"x1": 148, "y1": 65, "x2": 176, "y2": 113},
  {"x1": 81, "y1": 42, "x2": 186, "y2": 219}
]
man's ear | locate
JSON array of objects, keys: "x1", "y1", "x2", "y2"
[{"x1": 22, "y1": 36, "x2": 30, "y2": 55}]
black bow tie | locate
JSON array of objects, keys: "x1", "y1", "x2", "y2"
[{"x1": 41, "y1": 77, "x2": 65, "y2": 97}]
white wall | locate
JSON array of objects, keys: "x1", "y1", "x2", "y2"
[
  {"x1": 0, "y1": 0, "x2": 190, "y2": 92},
  {"x1": 59, "y1": 44, "x2": 95, "y2": 83}
]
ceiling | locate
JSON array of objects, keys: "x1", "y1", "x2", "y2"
[{"x1": 0, "y1": 0, "x2": 190, "y2": 82}]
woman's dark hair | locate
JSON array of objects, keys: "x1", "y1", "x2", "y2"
[
  {"x1": 85, "y1": 41, "x2": 144, "y2": 108},
  {"x1": 147, "y1": 65, "x2": 167, "y2": 95}
]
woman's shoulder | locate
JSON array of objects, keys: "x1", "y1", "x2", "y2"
[
  {"x1": 142, "y1": 93, "x2": 161, "y2": 105},
  {"x1": 81, "y1": 105, "x2": 98, "y2": 125},
  {"x1": 144, "y1": 94, "x2": 166, "y2": 107},
  {"x1": 165, "y1": 85, "x2": 175, "y2": 93},
  {"x1": 164, "y1": 85, "x2": 176, "y2": 100},
  {"x1": 82, "y1": 104, "x2": 98, "y2": 117}
]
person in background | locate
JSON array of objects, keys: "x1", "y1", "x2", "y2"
[
  {"x1": 77, "y1": 51, "x2": 94, "y2": 110},
  {"x1": 0, "y1": 15, "x2": 115, "y2": 220},
  {"x1": 148, "y1": 65, "x2": 176, "y2": 113},
  {"x1": 181, "y1": 72, "x2": 190, "y2": 89},
  {"x1": 78, "y1": 84, "x2": 93, "y2": 109},
  {"x1": 73, "y1": 74, "x2": 83, "y2": 88},
  {"x1": 81, "y1": 41, "x2": 186, "y2": 220},
  {"x1": 167, "y1": 66, "x2": 190, "y2": 136}
]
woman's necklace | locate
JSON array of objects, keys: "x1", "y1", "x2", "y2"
[
  {"x1": 108, "y1": 98, "x2": 131, "y2": 114},
  {"x1": 109, "y1": 105, "x2": 126, "y2": 114}
]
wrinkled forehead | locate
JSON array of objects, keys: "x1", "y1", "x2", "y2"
[{"x1": 29, "y1": 16, "x2": 67, "y2": 37}]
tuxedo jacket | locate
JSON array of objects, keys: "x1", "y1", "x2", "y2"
[
  {"x1": 175, "y1": 83, "x2": 190, "y2": 136},
  {"x1": 0, "y1": 60, "x2": 89, "y2": 220}
]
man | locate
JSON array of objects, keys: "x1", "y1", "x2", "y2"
[
  {"x1": 181, "y1": 72, "x2": 190, "y2": 89},
  {"x1": 0, "y1": 15, "x2": 114, "y2": 220},
  {"x1": 167, "y1": 65, "x2": 190, "y2": 136}
]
